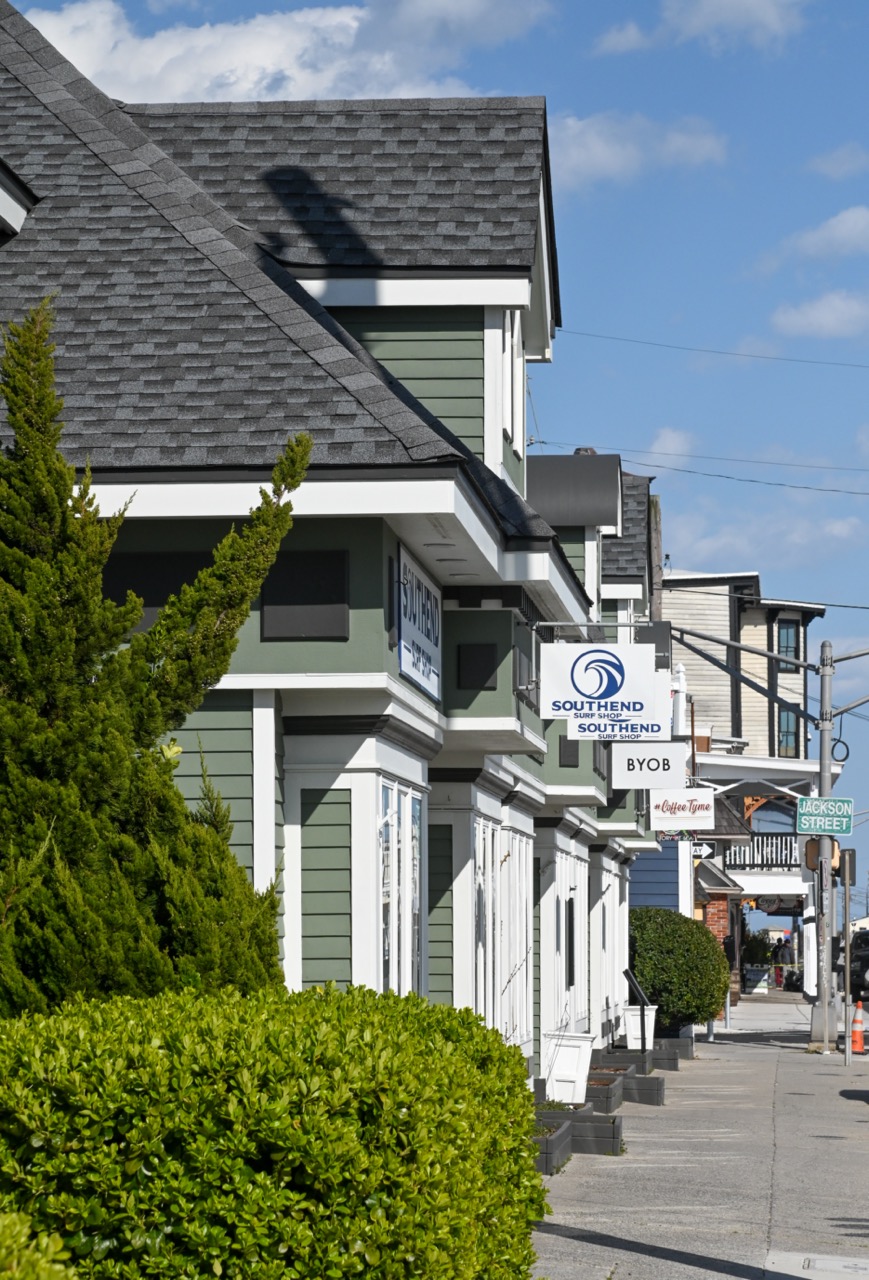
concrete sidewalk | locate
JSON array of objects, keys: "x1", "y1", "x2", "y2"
[{"x1": 532, "y1": 997, "x2": 869, "y2": 1280}]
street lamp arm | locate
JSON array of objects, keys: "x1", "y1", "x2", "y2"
[
  {"x1": 672, "y1": 625, "x2": 817, "y2": 672},
  {"x1": 833, "y1": 690, "x2": 869, "y2": 718},
  {"x1": 831, "y1": 645, "x2": 869, "y2": 665}
]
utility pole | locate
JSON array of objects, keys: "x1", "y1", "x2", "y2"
[
  {"x1": 810, "y1": 639, "x2": 834, "y2": 1052},
  {"x1": 809, "y1": 640, "x2": 869, "y2": 1052}
]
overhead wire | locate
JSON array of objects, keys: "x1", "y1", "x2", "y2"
[{"x1": 558, "y1": 327, "x2": 869, "y2": 371}]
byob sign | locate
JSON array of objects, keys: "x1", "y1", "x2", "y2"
[
  {"x1": 650, "y1": 788, "x2": 716, "y2": 831},
  {"x1": 611, "y1": 742, "x2": 688, "y2": 789},
  {"x1": 796, "y1": 796, "x2": 853, "y2": 837},
  {"x1": 398, "y1": 546, "x2": 441, "y2": 700},
  {"x1": 541, "y1": 643, "x2": 669, "y2": 741}
]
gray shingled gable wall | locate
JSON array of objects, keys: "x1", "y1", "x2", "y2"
[
  {"x1": 124, "y1": 98, "x2": 548, "y2": 276},
  {"x1": 601, "y1": 472, "x2": 652, "y2": 581},
  {"x1": 0, "y1": 0, "x2": 462, "y2": 473}
]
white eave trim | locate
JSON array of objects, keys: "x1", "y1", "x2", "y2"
[
  {"x1": 90, "y1": 473, "x2": 589, "y2": 625},
  {"x1": 299, "y1": 276, "x2": 532, "y2": 309}
]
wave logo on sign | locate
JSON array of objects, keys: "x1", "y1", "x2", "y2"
[{"x1": 570, "y1": 648, "x2": 626, "y2": 700}]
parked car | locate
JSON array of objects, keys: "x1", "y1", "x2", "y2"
[{"x1": 850, "y1": 937, "x2": 869, "y2": 997}]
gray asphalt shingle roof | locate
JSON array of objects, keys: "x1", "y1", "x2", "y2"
[
  {"x1": 0, "y1": 1, "x2": 462, "y2": 473},
  {"x1": 602, "y1": 472, "x2": 652, "y2": 580},
  {"x1": 124, "y1": 98, "x2": 549, "y2": 277},
  {"x1": 0, "y1": 0, "x2": 561, "y2": 548}
]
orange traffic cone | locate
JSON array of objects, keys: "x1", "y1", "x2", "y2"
[{"x1": 851, "y1": 1001, "x2": 864, "y2": 1055}]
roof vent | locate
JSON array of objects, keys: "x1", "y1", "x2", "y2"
[{"x1": 0, "y1": 160, "x2": 37, "y2": 240}]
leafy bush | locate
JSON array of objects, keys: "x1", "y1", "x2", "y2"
[
  {"x1": 630, "y1": 907, "x2": 730, "y2": 1030},
  {"x1": 0, "y1": 987, "x2": 545, "y2": 1279},
  {"x1": 0, "y1": 1213, "x2": 73, "y2": 1278},
  {"x1": 741, "y1": 929, "x2": 771, "y2": 965}
]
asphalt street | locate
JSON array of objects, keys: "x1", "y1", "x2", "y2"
[{"x1": 532, "y1": 995, "x2": 869, "y2": 1280}]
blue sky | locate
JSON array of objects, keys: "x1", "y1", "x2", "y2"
[{"x1": 22, "y1": 0, "x2": 869, "y2": 913}]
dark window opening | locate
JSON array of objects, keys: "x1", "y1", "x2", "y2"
[
  {"x1": 778, "y1": 708, "x2": 798, "y2": 759},
  {"x1": 777, "y1": 619, "x2": 798, "y2": 672},
  {"x1": 262, "y1": 549, "x2": 349, "y2": 641},
  {"x1": 565, "y1": 897, "x2": 575, "y2": 990},
  {"x1": 457, "y1": 643, "x2": 499, "y2": 691},
  {"x1": 559, "y1": 735, "x2": 579, "y2": 768}
]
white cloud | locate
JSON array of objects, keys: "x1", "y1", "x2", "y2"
[
  {"x1": 822, "y1": 516, "x2": 861, "y2": 540},
  {"x1": 23, "y1": 0, "x2": 547, "y2": 101},
  {"x1": 784, "y1": 206, "x2": 869, "y2": 259},
  {"x1": 771, "y1": 290, "x2": 869, "y2": 338},
  {"x1": 595, "y1": 0, "x2": 811, "y2": 55},
  {"x1": 664, "y1": 501, "x2": 863, "y2": 574},
  {"x1": 808, "y1": 143, "x2": 869, "y2": 180},
  {"x1": 650, "y1": 427, "x2": 695, "y2": 458},
  {"x1": 550, "y1": 112, "x2": 726, "y2": 191},
  {"x1": 592, "y1": 21, "x2": 651, "y2": 54}
]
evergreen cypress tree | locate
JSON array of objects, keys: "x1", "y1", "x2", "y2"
[{"x1": 0, "y1": 300, "x2": 311, "y2": 1014}]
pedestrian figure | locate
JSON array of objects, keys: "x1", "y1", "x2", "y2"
[{"x1": 772, "y1": 940, "x2": 784, "y2": 989}]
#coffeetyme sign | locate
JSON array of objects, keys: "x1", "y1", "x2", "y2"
[
  {"x1": 650, "y1": 788, "x2": 716, "y2": 831},
  {"x1": 541, "y1": 643, "x2": 664, "y2": 741},
  {"x1": 398, "y1": 546, "x2": 441, "y2": 700}
]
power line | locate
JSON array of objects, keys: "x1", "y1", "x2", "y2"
[
  {"x1": 530, "y1": 439, "x2": 869, "y2": 494},
  {"x1": 663, "y1": 584, "x2": 869, "y2": 614},
  {"x1": 620, "y1": 455, "x2": 869, "y2": 496},
  {"x1": 581, "y1": 444, "x2": 869, "y2": 475},
  {"x1": 559, "y1": 327, "x2": 869, "y2": 371}
]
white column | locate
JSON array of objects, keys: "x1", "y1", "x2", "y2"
[{"x1": 252, "y1": 689, "x2": 277, "y2": 894}]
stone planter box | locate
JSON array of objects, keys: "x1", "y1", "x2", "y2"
[
  {"x1": 624, "y1": 1004, "x2": 658, "y2": 1050},
  {"x1": 651, "y1": 1044, "x2": 681, "y2": 1071},
  {"x1": 622, "y1": 1072, "x2": 666, "y2": 1106},
  {"x1": 537, "y1": 1106, "x2": 622, "y2": 1156},
  {"x1": 541, "y1": 1030, "x2": 595, "y2": 1104},
  {"x1": 585, "y1": 1072, "x2": 624, "y2": 1114},
  {"x1": 532, "y1": 1119, "x2": 572, "y2": 1175},
  {"x1": 592, "y1": 1048, "x2": 655, "y2": 1076}
]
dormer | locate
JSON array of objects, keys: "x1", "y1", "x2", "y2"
[{"x1": 0, "y1": 160, "x2": 36, "y2": 244}]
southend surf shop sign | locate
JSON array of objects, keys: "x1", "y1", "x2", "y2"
[
  {"x1": 540, "y1": 643, "x2": 665, "y2": 741},
  {"x1": 398, "y1": 546, "x2": 441, "y2": 700}
]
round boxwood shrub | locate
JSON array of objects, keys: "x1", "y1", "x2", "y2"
[
  {"x1": 630, "y1": 907, "x2": 730, "y2": 1031},
  {"x1": 0, "y1": 1213, "x2": 73, "y2": 1279},
  {"x1": 0, "y1": 987, "x2": 546, "y2": 1279}
]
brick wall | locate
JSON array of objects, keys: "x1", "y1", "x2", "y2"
[{"x1": 704, "y1": 895, "x2": 730, "y2": 944}]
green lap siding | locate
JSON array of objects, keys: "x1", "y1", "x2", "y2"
[
  {"x1": 172, "y1": 689, "x2": 254, "y2": 876},
  {"x1": 330, "y1": 307, "x2": 485, "y2": 459},
  {"x1": 428, "y1": 824, "x2": 454, "y2": 1005},
  {"x1": 301, "y1": 789, "x2": 352, "y2": 989}
]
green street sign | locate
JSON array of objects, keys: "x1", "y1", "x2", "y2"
[{"x1": 796, "y1": 796, "x2": 853, "y2": 837}]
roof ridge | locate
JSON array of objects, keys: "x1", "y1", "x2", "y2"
[
  {"x1": 123, "y1": 96, "x2": 547, "y2": 114},
  {"x1": 0, "y1": 0, "x2": 460, "y2": 467}
]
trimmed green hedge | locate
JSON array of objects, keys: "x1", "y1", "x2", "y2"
[
  {"x1": 0, "y1": 1213, "x2": 74, "y2": 1278},
  {"x1": 630, "y1": 907, "x2": 730, "y2": 1030},
  {"x1": 0, "y1": 988, "x2": 545, "y2": 1279}
]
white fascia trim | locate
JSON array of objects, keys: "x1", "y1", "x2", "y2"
[
  {"x1": 94, "y1": 474, "x2": 589, "y2": 625},
  {"x1": 443, "y1": 717, "x2": 547, "y2": 753},
  {"x1": 0, "y1": 186, "x2": 28, "y2": 234},
  {"x1": 503, "y1": 547, "x2": 589, "y2": 624},
  {"x1": 219, "y1": 670, "x2": 446, "y2": 731},
  {"x1": 545, "y1": 785, "x2": 608, "y2": 808},
  {"x1": 300, "y1": 276, "x2": 531, "y2": 309},
  {"x1": 600, "y1": 582, "x2": 644, "y2": 600}
]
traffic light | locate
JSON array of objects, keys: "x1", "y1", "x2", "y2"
[{"x1": 804, "y1": 838, "x2": 840, "y2": 872}]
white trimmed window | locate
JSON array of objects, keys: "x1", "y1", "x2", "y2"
[{"x1": 380, "y1": 780, "x2": 425, "y2": 996}]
